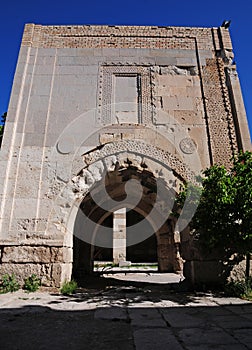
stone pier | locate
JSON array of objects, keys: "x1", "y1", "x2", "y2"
[{"x1": 113, "y1": 208, "x2": 127, "y2": 264}]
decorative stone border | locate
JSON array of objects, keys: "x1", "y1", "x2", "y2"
[{"x1": 97, "y1": 65, "x2": 153, "y2": 125}]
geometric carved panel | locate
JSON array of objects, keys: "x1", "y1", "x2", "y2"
[
  {"x1": 97, "y1": 65, "x2": 153, "y2": 125},
  {"x1": 202, "y1": 58, "x2": 238, "y2": 167}
]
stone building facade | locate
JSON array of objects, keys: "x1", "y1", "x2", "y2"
[{"x1": 0, "y1": 24, "x2": 250, "y2": 287}]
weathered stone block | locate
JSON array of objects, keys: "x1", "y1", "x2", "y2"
[
  {"x1": 1, "y1": 246, "x2": 68, "y2": 264},
  {"x1": 0, "y1": 263, "x2": 53, "y2": 287},
  {"x1": 163, "y1": 96, "x2": 194, "y2": 111}
]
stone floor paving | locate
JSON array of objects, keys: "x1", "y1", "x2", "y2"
[{"x1": 0, "y1": 276, "x2": 251, "y2": 349}]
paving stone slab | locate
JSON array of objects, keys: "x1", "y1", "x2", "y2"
[
  {"x1": 94, "y1": 306, "x2": 128, "y2": 321},
  {"x1": 242, "y1": 313, "x2": 252, "y2": 321},
  {"x1": 0, "y1": 290, "x2": 252, "y2": 350},
  {"x1": 225, "y1": 304, "x2": 252, "y2": 314},
  {"x1": 128, "y1": 307, "x2": 167, "y2": 328},
  {"x1": 213, "y1": 297, "x2": 252, "y2": 305},
  {"x1": 185, "y1": 345, "x2": 249, "y2": 350},
  {"x1": 160, "y1": 308, "x2": 208, "y2": 327},
  {"x1": 211, "y1": 314, "x2": 252, "y2": 329},
  {"x1": 177, "y1": 327, "x2": 239, "y2": 345},
  {"x1": 232, "y1": 328, "x2": 252, "y2": 345},
  {"x1": 133, "y1": 328, "x2": 184, "y2": 350},
  {"x1": 198, "y1": 306, "x2": 234, "y2": 316}
]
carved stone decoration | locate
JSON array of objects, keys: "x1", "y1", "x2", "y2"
[
  {"x1": 202, "y1": 58, "x2": 238, "y2": 167},
  {"x1": 83, "y1": 140, "x2": 198, "y2": 184},
  {"x1": 179, "y1": 138, "x2": 197, "y2": 154},
  {"x1": 97, "y1": 65, "x2": 153, "y2": 125},
  {"x1": 25, "y1": 25, "x2": 202, "y2": 50}
]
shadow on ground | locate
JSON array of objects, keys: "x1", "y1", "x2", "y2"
[
  {"x1": 1, "y1": 275, "x2": 252, "y2": 350},
  {"x1": 0, "y1": 302, "x2": 251, "y2": 350},
  {"x1": 61, "y1": 273, "x2": 198, "y2": 305}
]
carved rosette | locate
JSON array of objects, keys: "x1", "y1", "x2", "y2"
[{"x1": 179, "y1": 138, "x2": 197, "y2": 154}]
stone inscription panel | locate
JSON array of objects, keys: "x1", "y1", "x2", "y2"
[{"x1": 113, "y1": 75, "x2": 139, "y2": 124}]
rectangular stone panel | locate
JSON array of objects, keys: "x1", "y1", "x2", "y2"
[{"x1": 113, "y1": 75, "x2": 139, "y2": 123}]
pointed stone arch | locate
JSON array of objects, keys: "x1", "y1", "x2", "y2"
[{"x1": 46, "y1": 140, "x2": 198, "y2": 282}]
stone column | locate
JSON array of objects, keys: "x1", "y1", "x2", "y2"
[{"x1": 113, "y1": 208, "x2": 126, "y2": 264}]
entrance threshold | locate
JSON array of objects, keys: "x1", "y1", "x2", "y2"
[
  {"x1": 93, "y1": 261, "x2": 184, "y2": 284},
  {"x1": 102, "y1": 272, "x2": 184, "y2": 284},
  {"x1": 93, "y1": 261, "x2": 158, "y2": 274}
]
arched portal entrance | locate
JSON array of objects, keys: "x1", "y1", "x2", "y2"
[
  {"x1": 88, "y1": 210, "x2": 157, "y2": 263},
  {"x1": 72, "y1": 165, "x2": 183, "y2": 284}
]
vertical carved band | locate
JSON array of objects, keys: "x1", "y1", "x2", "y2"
[{"x1": 202, "y1": 58, "x2": 238, "y2": 166}]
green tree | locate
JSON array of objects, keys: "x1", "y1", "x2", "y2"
[
  {"x1": 176, "y1": 151, "x2": 252, "y2": 278},
  {"x1": 0, "y1": 112, "x2": 7, "y2": 147}
]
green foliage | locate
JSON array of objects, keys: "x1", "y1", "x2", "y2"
[
  {"x1": 0, "y1": 112, "x2": 7, "y2": 147},
  {"x1": 0, "y1": 125, "x2": 3, "y2": 147},
  {"x1": 192, "y1": 165, "x2": 236, "y2": 251},
  {"x1": 174, "y1": 182, "x2": 202, "y2": 219},
  {"x1": 225, "y1": 277, "x2": 252, "y2": 300},
  {"x1": 231, "y1": 151, "x2": 252, "y2": 247},
  {"x1": 0, "y1": 274, "x2": 20, "y2": 293},
  {"x1": 23, "y1": 274, "x2": 41, "y2": 292},
  {"x1": 94, "y1": 262, "x2": 119, "y2": 271},
  {"x1": 175, "y1": 151, "x2": 252, "y2": 275},
  {"x1": 60, "y1": 280, "x2": 78, "y2": 295}
]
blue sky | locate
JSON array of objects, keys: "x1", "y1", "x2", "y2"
[{"x1": 1, "y1": 0, "x2": 251, "y2": 139}]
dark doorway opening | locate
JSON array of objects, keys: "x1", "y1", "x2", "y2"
[
  {"x1": 126, "y1": 210, "x2": 157, "y2": 263},
  {"x1": 93, "y1": 213, "x2": 113, "y2": 262}
]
